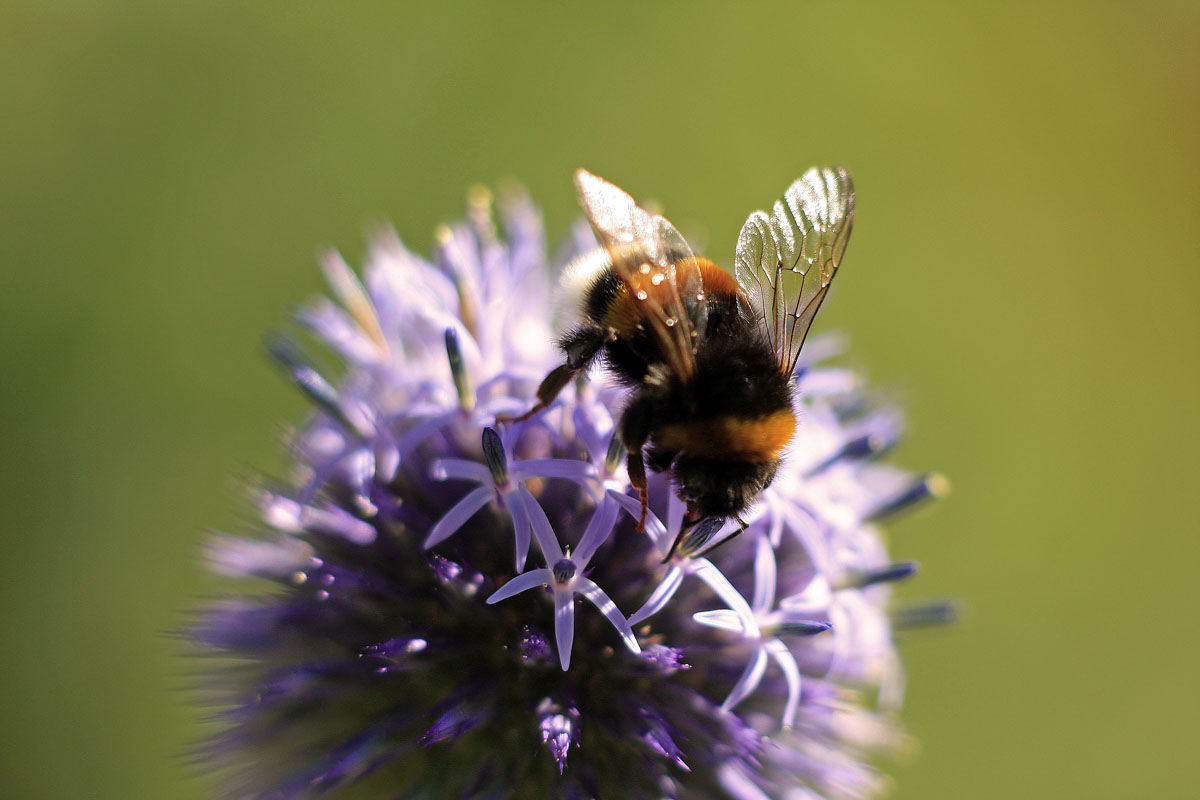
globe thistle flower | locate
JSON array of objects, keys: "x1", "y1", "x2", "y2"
[{"x1": 194, "y1": 181, "x2": 946, "y2": 799}]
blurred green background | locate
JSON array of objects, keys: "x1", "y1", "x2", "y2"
[{"x1": 2, "y1": 1, "x2": 1197, "y2": 798}]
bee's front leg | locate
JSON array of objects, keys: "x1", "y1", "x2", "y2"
[
  {"x1": 498, "y1": 326, "x2": 605, "y2": 425},
  {"x1": 497, "y1": 364, "x2": 575, "y2": 424}
]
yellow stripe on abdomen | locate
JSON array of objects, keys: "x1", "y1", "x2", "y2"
[{"x1": 656, "y1": 409, "x2": 796, "y2": 461}]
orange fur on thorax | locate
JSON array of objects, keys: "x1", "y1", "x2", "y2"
[{"x1": 601, "y1": 257, "x2": 740, "y2": 336}]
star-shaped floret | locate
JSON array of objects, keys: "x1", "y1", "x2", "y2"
[
  {"x1": 620, "y1": 494, "x2": 759, "y2": 629},
  {"x1": 486, "y1": 491, "x2": 639, "y2": 670},
  {"x1": 693, "y1": 535, "x2": 831, "y2": 729},
  {"x1": 426, "y1": 427, "x2": 597, "y2": 570}
]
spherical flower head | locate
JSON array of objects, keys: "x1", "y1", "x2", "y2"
[{"x1": 193, "y1": 182, "x2": 946, "y2": 799}]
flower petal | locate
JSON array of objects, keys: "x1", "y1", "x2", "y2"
[
  {"x1": 627, "y1": 565, "x2": 684, "y2": 626},
  {"x1": 721, "y1": 646, "x2": 769, "y2": 712},
  {"x1": 206, "y1": 533, "x2": 313, "y2": 579},
  {"x1": 573, "y1": 494, "x2": 618, "y2": 568},
  {"x1": 752, "y1": 533, "x2": 777, "y2": 613},
  {"x1": 513, "y1": 457, "x2": 596, "y2": 485},
  {"x1": 717, "y1": 761, "x2": 775, "y2": 800},
  {"x1": 554, "y1": 590, "x2": 575, "y2": 671},
  {"x1": 780, "y1": 575, "x2": 833, "y2": 615},
  {"x1": 429, "y1": 457, "x2": 491, "y2": 483},
  {"x1": 693, "y1": 560, "x2": 759, "y2": 637},
  {"x1": 486, "y1": 569, "x2": 550, "y2": 604},
  {"x1": 393, "y1": 411, "x2": 460, "y2": 459},
  {"x1": 296, "y1": 299, "x2": 381, "y2": 366},
  {"x1": 765, "y1": 638, "x2": 803, "y2": 729},
  {"x1": 693, "y1": 609, "x2": 746, "y2": 634},
  {"x1": 576, "y1": 576, "x2": 640, "y2": 655},
  {"x1": 501, "y1": 489, "x2": 534, "y2": 572},
  {"x1": 424, "y1": 485, "x2": 492, "y2": 549},
  {"x1": 292, "y1": 503, "x2": 377, "y2": 545},
  {"x1": 610, "y1": 490, "x2": 668, "y2": 549},
  {"x1": 517, "y1": 484, "x2": 563, "y2": 563}
]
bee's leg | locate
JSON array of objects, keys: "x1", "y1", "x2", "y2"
[
  {"x1": 498, "y1": 364, "x2": 575, "y2": 424},
  {"x1": 498, "y1": 326, "x2": 605, "y2": 424},
  {"x1": 627, "y1": 448, "x2": 648, "y2": 531},
  {"x1": 619, "y1": 395, "x2": 655, "y2": 532}
]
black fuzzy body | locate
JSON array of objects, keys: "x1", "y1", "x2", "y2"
[{"x1": 559, "y1": 260, "x2": 794, "y2": 521}]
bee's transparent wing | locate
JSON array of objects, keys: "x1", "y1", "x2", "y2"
[
  {"x1": 574, "y1": 169, "x2": 706, "y2": 381},
  {"x1": 734, "y1": 166, "x2": 854, "y2": 376}
]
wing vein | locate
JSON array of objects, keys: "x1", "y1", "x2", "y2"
[{"x1": 733, "y1": 167, "x2": 855, "y2": 376}]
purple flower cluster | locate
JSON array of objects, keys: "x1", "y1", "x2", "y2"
[{"x1": 195, "y1": 184, "x2": 944, "y2": 799}]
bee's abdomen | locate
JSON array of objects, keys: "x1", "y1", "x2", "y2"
[{"x1": 655, "y1": 409, "x2": 795, "y2": 462}]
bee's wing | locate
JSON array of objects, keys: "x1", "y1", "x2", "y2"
[
  {"x1": 734, "y1": 166, "x2": 854, "y2": 376},
  {"x1": 574, "y1": 169, "x2": 705, "y2": 381}
]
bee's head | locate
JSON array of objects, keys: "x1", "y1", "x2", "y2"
[{"x1": 672, "y1": 456, "x2": 780, "y2": 520}]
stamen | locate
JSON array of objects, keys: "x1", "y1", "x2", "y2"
[
  {"x1": 805, "y1": 433, "x2": 889, "y2": 476},
  {"x1": 891, "y1": 600, "x2": 958, "y2": 629},
  {"x1": 481, "y1": 427, "x2": 508, "y2": 487},
  {"x1": 319, "y1": 249, "x2": 388, "y2": 352},
  {"x1": 466, "y1": 184, "x2": 496, "y2": 242},
  {"x1": 768, "y1": 620, "x2": 832, "y2": 637},
  {"x1": 267, "y1": 336, "x2": 363, "y2": 436},
  {"x1": 436, "y1": 225, "x2": 480, "y2": 340},
  {"x1": 444, "y1": 328, "x2": 475, "y2": 411},
  {"x1": 864, "y1": 473, "x2": 949, "y2": 522},
  {"x1": 604, "y1": 433, "x2": 624, "y2": 475},
  {"x1": 853, "y1": 561, "x2": 919, "y2": 588}
]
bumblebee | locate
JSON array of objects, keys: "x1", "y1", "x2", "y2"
[{"x1": 513, "y1": 167, "x2": 855, "y2": 558}]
